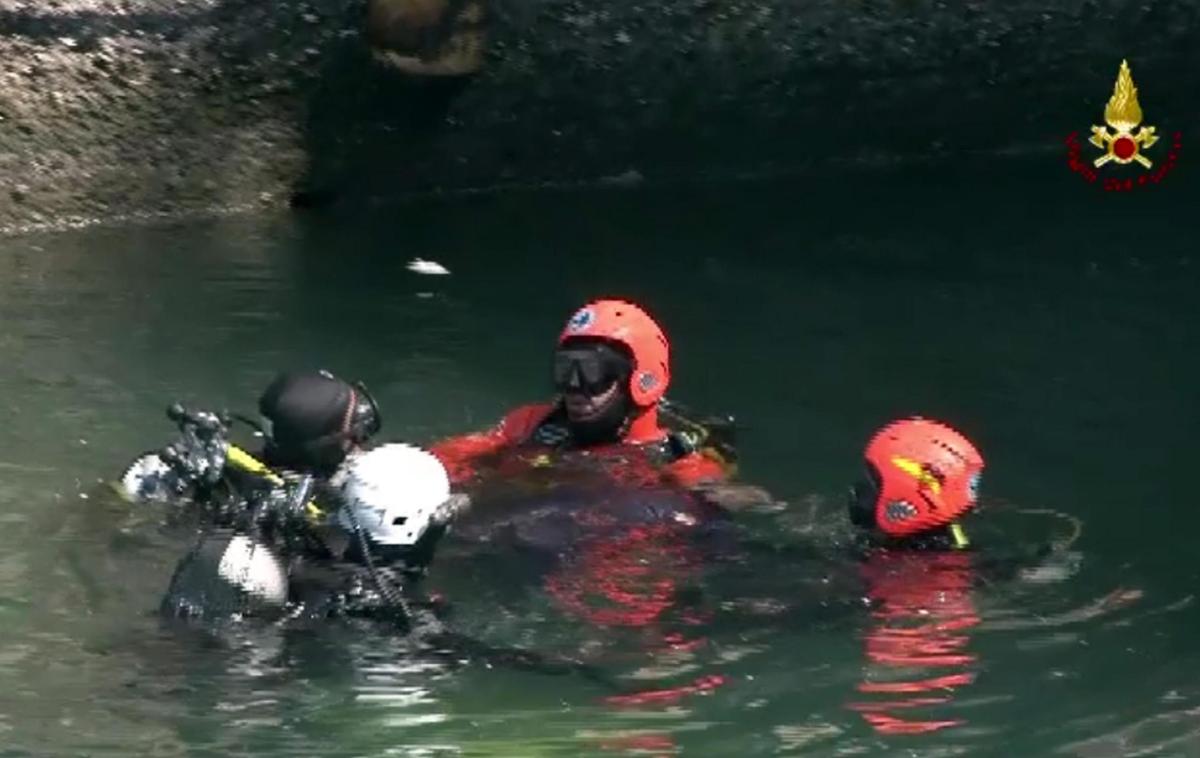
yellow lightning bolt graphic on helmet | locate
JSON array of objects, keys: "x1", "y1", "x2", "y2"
[
  {"x1": 891, "y1": 455, "x2": 969, "y2": 548},
  {"x1": 891, "y1": 456, "x2": 942, "y2": 494}
]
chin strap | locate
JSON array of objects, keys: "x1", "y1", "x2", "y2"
[{"x1": 949, "y1": 522, "x2": 970, "y2": 550}]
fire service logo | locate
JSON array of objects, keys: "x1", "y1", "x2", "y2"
[{"x1": 1065, "y1": 59, "x2": 1180, "y2": 191}]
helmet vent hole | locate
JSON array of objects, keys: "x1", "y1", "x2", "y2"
[{"x1": 392, "y1": 516, "x2": 408, "y2": 525}]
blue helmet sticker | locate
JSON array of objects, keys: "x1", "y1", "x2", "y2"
[
  {"x1": 638, "y1": 371, "x2": 657, "y2": 392},
  {"x1": 968, "y1": 472, "x2": 982, "y2": 502},
  {"x1": 885, "y1": 500, "x2": 917, "y2": 522},
  {"x1": 566, "y1": 308, "x2": 594, "y2": 333}
]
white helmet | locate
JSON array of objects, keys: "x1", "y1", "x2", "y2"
[{"x1": 334, "y1": 443, "x2": 456, "y2": 547}]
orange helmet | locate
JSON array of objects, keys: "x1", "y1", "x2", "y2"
[
  {"x1": 850, "y1": 417, "x2": 984, "y2": 539},
  {"x1": 557, "y1": 299, "x2": 670, "y2": 408}
]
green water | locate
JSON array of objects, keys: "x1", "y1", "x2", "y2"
[{"x1": 1, "y1": 167, "x2": 1198, "y2": 756}]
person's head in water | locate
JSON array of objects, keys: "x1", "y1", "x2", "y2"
[
  {"x1": 552, "y1": 299, "x2": 670, "y2": 445},
  {"x1": 848, "y1": 417, "x2": 984, "y2": 549},
  {"x1": 258, "y1": 370, "x2": 382, "y2": 475}
]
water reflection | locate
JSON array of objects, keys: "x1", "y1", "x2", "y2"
[{"x1": 846, "y1": 550, "x2": 981, "y2": 736}]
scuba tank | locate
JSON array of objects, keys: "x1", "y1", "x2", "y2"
[{"x1": 160, "y1": 529, "x2": 292, "y2": 620}]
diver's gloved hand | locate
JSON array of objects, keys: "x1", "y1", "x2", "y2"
[
  {"x1": 1016, "y1": 549, "x2": 1084, "y2": 584},
  {"x1": 433, "y1": 493, "x2": 472, "y2": 526},
  {"x1": 691, "y1": 483, "x2": 784, "y2": 515}
]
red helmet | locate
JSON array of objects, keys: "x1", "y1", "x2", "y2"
[
  {"x1": 851, "y1": 417, "x2": 984, "y2": 539},
  {"x1": 557, "y1": 299, "x2": 670, "y2": 408}
]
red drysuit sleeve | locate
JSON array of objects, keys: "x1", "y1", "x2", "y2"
[{"x1": 429, "y1": 402, "x2": 554, "y2": 485}]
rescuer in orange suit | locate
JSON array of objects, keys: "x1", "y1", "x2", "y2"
[
  {"x1": 427, "y1": 299, "x2": 746, "y2": 713},
  {"x1": 429, "y1": 298, "x2": 734, "y2": 492}
]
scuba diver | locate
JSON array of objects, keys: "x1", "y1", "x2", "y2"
[{"x1": 118, "y1": 369, "x2": 462, "y2": 624}]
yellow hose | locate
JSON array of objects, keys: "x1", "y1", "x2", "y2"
[
  {"x1": 226, "y1": 444, "x2": 285, "y2": 485},
  {"x1": 225, "y1": 444, "x2": 324, "y2": 518}
]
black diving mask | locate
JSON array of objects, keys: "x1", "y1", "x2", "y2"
[{"x1": 553, "y1": 343, "x2": 630, "y2": 395}]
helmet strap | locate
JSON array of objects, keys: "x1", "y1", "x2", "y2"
[{"x1": 949, "y1": 522, "x2": 971, "y2": 550}]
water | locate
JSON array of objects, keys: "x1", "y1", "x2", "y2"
[{"x1": 1, "y1": 165, "x2": 1198, "y2": 756}]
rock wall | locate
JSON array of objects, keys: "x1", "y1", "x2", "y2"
[{"x1": 1, "y1": 0, "x2": 1197, "y2": 232}]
